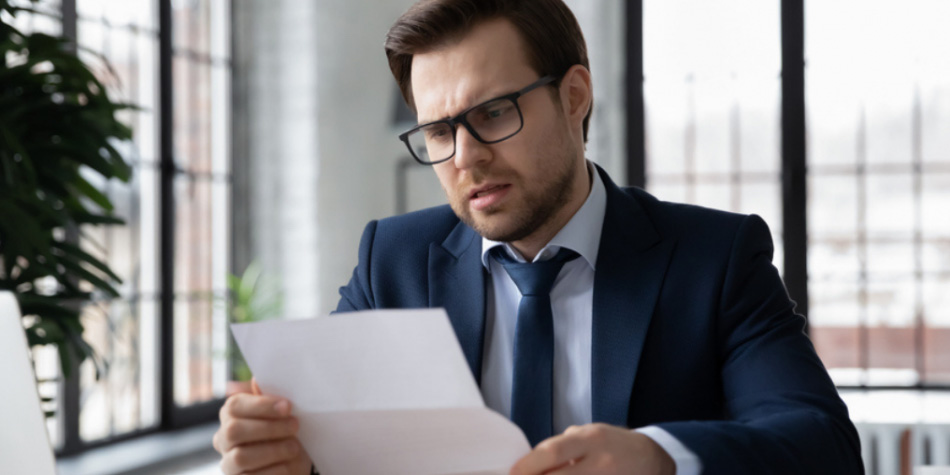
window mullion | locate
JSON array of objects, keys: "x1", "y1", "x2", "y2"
[
  {"x1": 158, "y1": 0, "x2": 176, "y2": 431},
  {"x1": 780, "y1": 0, "x2": 809, "y2": 329},
  {"x1": 625, "y1": 0, "x2": 645, "y2": 188}
]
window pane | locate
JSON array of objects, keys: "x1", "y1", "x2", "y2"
[
  {"x1": 865, "y1": 173, "x2": 914, "y2": 240},
  {"x1": 174, "y1": 178, "x2": 228, "y2": 405},
  {"x1": 6, "y1": 0, "x2": 61, "y2": 37},
  {"x1": 808, "y1": 175, "x2": 858, "y2": 240},
  {"x1": 173, "y1": 56, "x2": 214, "y2": 173},
  {"x1": 173, "y1": 0, "x2": 212, "y2": 57},
  {"x1": 211, "y1": 64, "x2": 230, "y2": 175},
  {"x1": 31, "y1": 345, "x2": 62, "y2": 449},
  {"x1": 79, "y1": 299, "x2": 159, "y2": 442},
  {"x1": 644, "y1": 80, "x2": 688, "y2": 176},
  {"x1": 922, "y1": 174, "x2": 950, "y2": 238},
  {"x1": 865, "y1": 279, "x2": 917, "y2": 386},
  {"x1": 921, "y1": 81, "x2": 950, "y2": 164},
  {"x1": 809, "y1": 242, "x2": 860, "y2": 282},
  {"x1": 643, "y1": 0, "x2": 783, "y2": 270},
  {"x1": 174, "y1": 294, "x2": 227, "y2": 405},
  {"x1": 75, "y1": 0, "x2": 162, "y2": 439},
  {"x1": 738, "y1": 182, "x2": 781, "y2": 231},
  {"x1": 175, "y1": 178, "x2": 214, "y2": 293},
  {"x1": 739, "y1": 83, "x2": 781, "y2": 174},
  {"x1": 806, "y1": 0, "x2": 950, "y2": 386},
  {"x1": 809, "y1": 281, "x2": 862, "y2": 384},
  {"x1": 923, "y1": 279, "x2": 950, "y2": 384},
  {"x1": 866, "y1": 242, "x2": 914, "y2": 278}
]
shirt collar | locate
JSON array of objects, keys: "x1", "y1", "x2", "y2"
[{"x1": 480, "y1": 160, "x2": 607, "y2": 270}]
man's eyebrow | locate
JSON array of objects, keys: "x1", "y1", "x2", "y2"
[
  {"x1": 418, "y1": 89, "x2": 511, "y2": 125},
  {"x1": 417, "y1": 114, "x2": 448, "y2": 125}
]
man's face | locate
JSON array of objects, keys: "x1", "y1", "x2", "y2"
[{"x1": 410, "y1": 19, "x2": 586, "y2": 244}]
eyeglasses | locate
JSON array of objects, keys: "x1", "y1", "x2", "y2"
[{"x1": 398, "y1": 75, "x2": 558, "y2": 165}]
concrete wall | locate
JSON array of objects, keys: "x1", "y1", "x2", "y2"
[{"x1": 233, "y1": 1, "x2": 625, "y2": 318}]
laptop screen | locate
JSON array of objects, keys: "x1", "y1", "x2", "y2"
[{"x1": 0, "y1": 292, "x2": 59, "y2": 474}]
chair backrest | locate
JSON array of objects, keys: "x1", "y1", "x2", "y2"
[{"x1": 0, "y1": 291, "x2": 58, "y2": 474}]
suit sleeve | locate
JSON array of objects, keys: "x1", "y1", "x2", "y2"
[
  {"x1": 335, "y1": 220, "x2": 379, "y2": 313},
  {"x1": 656, "y1": 215, "x2": 864, "y2": 475}
]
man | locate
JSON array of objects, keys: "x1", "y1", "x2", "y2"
[{"x1": 214, "y1": 1, "x2": 863, "y2": 474}]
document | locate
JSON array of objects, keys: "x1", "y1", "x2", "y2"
[{"x1": 230, "y1": 308, "x2": 531, "y2": 475}]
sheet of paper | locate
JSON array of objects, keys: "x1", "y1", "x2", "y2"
[{"x1": 231, "y1": 308, "x2": 531, "y2": 475}]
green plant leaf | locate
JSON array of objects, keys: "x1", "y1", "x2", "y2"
[
  {"x1": 52, "y1": 240, "x2": 122, "y2": 282},
  {"x1": 72, "y1": 211, "x2": 124, "y2": 225},
  {"x1": 56, "y1": 256, "x2": 120, "y2": 298},
  {"x1": 3, "y1": 1, "x2": 134, "y2": 379},
  {"x1": 71, "y1": 175, "x2": 115, "y2": 211}
]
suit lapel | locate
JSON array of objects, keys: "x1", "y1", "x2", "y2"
[
  {"x1": 428, "y1": 221, "x2": 487, "y2": 384},
  {"x1": 591, "y1": 168, "x2": 675, "y2": 427}
]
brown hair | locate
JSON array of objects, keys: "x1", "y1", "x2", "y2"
[{"x1": 385, "y1": 0, "x2": 592, "y2": 142}]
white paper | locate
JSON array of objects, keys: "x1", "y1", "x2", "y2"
[{"x1": 231, "y1": 308, "x2": 531, "y2": 475}]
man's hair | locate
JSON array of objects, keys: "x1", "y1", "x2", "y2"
[{"x1": 385, "y1": 0, "x2": 592, "y2": 142}]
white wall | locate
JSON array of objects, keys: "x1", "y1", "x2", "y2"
[
  {"x1": 564, "y1": 0, "x2": 627, "y2": 181},
  {"x1": 234, "y1": 0, "x2": 324, "y2": 319}
]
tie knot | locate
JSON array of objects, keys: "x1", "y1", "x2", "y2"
[{"x1": 491, "y1": 247, "x2": 579, "y2": 296}]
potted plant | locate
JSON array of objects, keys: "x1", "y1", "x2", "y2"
[{"x1": 0, "y1": 0, "x2": 132, "y2": 379}]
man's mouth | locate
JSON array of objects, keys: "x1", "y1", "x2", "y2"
[
  {"x1": 470, "y1": 184, "x2": 508, "y2": 199},
  {"x1": 468, "y1": 183, "x2": 511, "y2": 211}
]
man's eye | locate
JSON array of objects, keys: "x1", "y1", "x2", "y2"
[
  {"x1": 482, "y1": 105, "x2": 512, "y2": 120},
  {"x1": 425, "y1": 127, "x2": 451, "y2": 141}
]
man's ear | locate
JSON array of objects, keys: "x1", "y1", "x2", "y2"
[{"x1": 560, "y1": 64, "x2": 592, "y2": 127}]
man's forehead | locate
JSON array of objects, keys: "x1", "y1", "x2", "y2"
[{"x1": 409, "y1": 19, "x2": 536, "y2": 121}]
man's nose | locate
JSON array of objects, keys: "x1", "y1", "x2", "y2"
[{"x1": 453, "y1": 125, "x2": 491, "y2": 169}]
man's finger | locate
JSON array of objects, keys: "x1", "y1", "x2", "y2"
[
  {"x1": 220, "y1": 416, "x2": 300, "y2": 451},
  {"x1": 221, "y1": 392, "x2": 293, "y2": 421},
  {"x1": 245, "y1": 462, "x2": 299, "y2": 475},
  {"x1": 536, "y1": 456, "x2": 590, "y2": 475},
  {"x1": 510, "y1": 433, "x2": 589, "y2": 475},
  {"x1": 220, "y1": 438, "x2": 300, "y2": 474},
  {"x1": 252, "y1": 377, "x2": 262, "y2": 395},
  {"x1": 226, "y1": 380, "x2": 255, "y2": 397}
]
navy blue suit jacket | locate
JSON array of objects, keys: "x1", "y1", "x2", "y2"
[{"x1": 336, "y1": 166, "x2": 863, "y2": 474}]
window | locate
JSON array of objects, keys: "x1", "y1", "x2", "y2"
[
  {"x1": 170, "y1": 0, "x2": 230, "y2": 409},
  {"x1": 643, "y1": 0, "x2": 784, "y2": 274},
  {"x1": 633, "y1": 0, "x2": 950, "y2": 389},
  {"x1": 75, "y1": 0, "x2": 161, "y2": 444},
  {"x1": 805, "y1": 0, "x2": 950, "y2": 387},
  {"x1": 11, "y1": 0, "x2": 232, "y2": 456}
]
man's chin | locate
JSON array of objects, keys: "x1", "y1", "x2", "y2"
[
  {"x1": 467, "y1": 217, "x2": 534, "y2": 243},
  {"x1": 451, "y1": 202, "x2": 532, "y2": 242}
]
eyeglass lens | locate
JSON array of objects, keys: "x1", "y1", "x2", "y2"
[{"x1": 405, "y1": 97, "x2": 523, "y2": 163}]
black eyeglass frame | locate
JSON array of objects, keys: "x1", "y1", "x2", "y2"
[{"x1": 398, "y1": 75, "x2": 559, "y2": 165}]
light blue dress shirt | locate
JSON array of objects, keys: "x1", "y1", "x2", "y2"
[{"x1": 479, "y1": 162, "x2": 701, "y2": 475}]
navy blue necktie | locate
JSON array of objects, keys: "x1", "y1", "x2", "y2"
[{"x1": 491, "y1": 247, "x2": 579, "y2": 447}]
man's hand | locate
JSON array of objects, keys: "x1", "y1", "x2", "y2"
[
  {"x1": 213, "y1": 379, "x2": 313, "y2": 475},
  {"x1": 509, "y1": 423, "x2": 676, "y2": 475}
]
